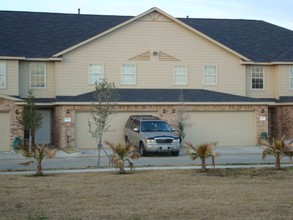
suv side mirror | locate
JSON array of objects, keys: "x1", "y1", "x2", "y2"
[
  {"x1": 171, "y1": 128, "x2": 176, "y2": 132},
  {"x1": 133, "y1": 127, "x2": 139, "y2": 133}
]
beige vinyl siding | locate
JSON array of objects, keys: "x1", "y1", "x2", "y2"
[
  {"x1": 0, "y1": 112, "x2": 10, "y2": 151},
  {"x1": 0, "y1": 60, "x2": 19, "y2": 96},
  {"x1": 279, "y1": 65, "x2": 293, "y2": 97},
  {"x1": 56, "y1": 13, "x2": 246, "y2": 96},
  {"x1": 75, "y1": 111, "x2": 158, "y2": 149},
  {"x1": 246, "y1": 65, "x2": 277, "y2": 98},
  {"x1": 185, "y1": 111, "x2": 256, "y2": 146},
  {"x1": 19, "y1": 61, "x2": 55, "y2": 98}
]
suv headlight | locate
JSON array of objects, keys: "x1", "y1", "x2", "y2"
[
  {"x1": 173, "y1": 138, "x2": 180, "y2": 143},
  {"x1": 146, "y1": 139, "x2": 156, "y2": 143}
]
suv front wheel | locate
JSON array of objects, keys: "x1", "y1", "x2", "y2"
[
  {"x1": 171, "y1": 151, "x2": 179, "y2": 157},
  {"x1": 139, "y1": 142, "x2": 147, "y2": 156}
]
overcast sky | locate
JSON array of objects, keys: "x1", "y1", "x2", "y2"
[{"x1": 1, "y1": 0, "x2": 293, "y2": 30}]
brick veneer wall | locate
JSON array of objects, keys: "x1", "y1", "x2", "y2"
[
  {"x1": 270, "y1": 106, "x2": 293, "y2": 139},
  {"x1": 53, "y1": 104, "x2": 269, "y2": 148},
  {"x1": 4, "y1": 100, "x2": 286, "y2": 149}
]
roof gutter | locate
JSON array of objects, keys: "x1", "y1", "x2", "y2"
[
  {"x1": 24, "y1": 57, "x2": 63, "y2": 61},
  {"x1": 0, "y1": 56, "x2": 25, "y2": 60},
  {"x1": 38, "y1": 101, "x2": 277, "y2": 106}
]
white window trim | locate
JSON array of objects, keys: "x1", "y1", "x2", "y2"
[
  {"x1": 250, "y1": 66, "x2": 265, "y2": 90},
  {"x1": 173, "y1": 65, "x2": 188, "y2": 85},
  {"x1": 29, "y1": 63, "x2": 46, "y2": 89},
  {"x1": 289, "y1": 66, "x2": 293, "y2": 90},
  {"x1": 88, "y1": 64, "x2": 104, "y2": 84},
  {"x1": 121, "y1": 64, "x2": 136, "y2": 85},
  {"x1": 203, "y1": 65, "x2": 218, "y2": 85},
  {"x1": 0, "y1": 61, "x2": 6, "y2": 89}
]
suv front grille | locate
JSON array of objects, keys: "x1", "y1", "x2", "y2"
[{"x1": 155, "y1": 137, "x2": 173, "y2": 143}]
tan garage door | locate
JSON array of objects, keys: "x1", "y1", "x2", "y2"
[
  {"x1": 184, "y1": 111, "x2": 256, "y2": 147},
  {"x1": 0, "y1": 112, "x2": 10, "y2": 151},
  {"x1": 75, "y1": 112, "x2": 158, "y2": 149}
]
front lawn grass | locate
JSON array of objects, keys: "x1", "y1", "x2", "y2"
[{"x1": 1, "y1": 167, "x2": 293, "y2": 219}]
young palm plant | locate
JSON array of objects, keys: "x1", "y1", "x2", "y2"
[
  {"x1": 105, "y1": 141, "x2": 140, "y2": 174},
  {"x1": 259, "y1": 137, "x2": 293, "y2": 170},
  {"x1": 18, "y1": 144, "x2": 57, "y2": 176},
  {"x1": 185, "y1": 142, "x2": 218, "y2": 172}
]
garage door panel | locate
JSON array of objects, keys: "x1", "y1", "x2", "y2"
[
  {"x1": 75, "y1": 112, "x2": 157, "y2": 149},
  {"x1": 185, "y1": 112, "x2": 256, "y2": 147},
  {"x1": 0, "y1": 113, "x2": 10, "y2": 151}
]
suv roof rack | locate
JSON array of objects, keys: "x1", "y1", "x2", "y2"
[{"x1": 129, "y1": 115, "x2": 160, "y2": 120}]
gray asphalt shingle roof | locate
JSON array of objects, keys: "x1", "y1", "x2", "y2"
[
  {"x1": 55, "y1": 89, "x2": 276, "y2": 103},
  {"x1": 0, "y1": 11, "x2": 131, "y2": 58},
  {"x1": 1, "y1": 10, "x2": 293, "y2": 62}
]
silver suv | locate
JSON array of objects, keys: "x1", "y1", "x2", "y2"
[{"x1": 124, "y1": 115, "x2": 180, "y2": 156}]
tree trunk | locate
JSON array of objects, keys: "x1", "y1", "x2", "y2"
[
  {"x1": 201, "y1": 158, "x2": 207, "y2": 172},
  {"x1": 36, "y1": 160, "x2": 43, "y2": 176},
  {"x1": 97, "y1": 143, "x2": 102, "y2": 167},
  {"x1": 119, "y1": 167, "x2": 126, "y2": 174},
  {"x1": 97, "y1": 131, "x2": 103, "y2": 167},
  {"x1": 275, "y1": 157, "x2": 281, "y2": 170}
]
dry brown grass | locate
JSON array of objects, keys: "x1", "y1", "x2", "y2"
[{"x1": 1, "y1": 167, "x2": 293, "y2": 220}]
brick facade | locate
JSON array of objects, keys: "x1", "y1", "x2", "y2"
[
  {"x1": 269, "y1": 106, "x2": 293, "y2": 139},
  {"x1": 3, "y1": 98, "x2": 293, "y2": 150}
]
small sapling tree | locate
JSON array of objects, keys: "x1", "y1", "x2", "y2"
[
  {"x1": 175, "y1": 91, "x2": 191, "y2": 146},
  {"x1": 17, "y1": 90, "x2": 43, "y2": 146},
  {"x1": 259, "y1": 137, "x2": 293, "y2": 170},
  {"x1": 185, "y1": 142, "x2": 218, "y2": 173},
  {"x1": 88, "y1": 79, "x2": 118, "y2": 167},
  {"x1": 105, "y1": 141, "x2": 140, "y2": 174},
  {"x1": 18, "y1": 144, "x2": 57, "y2": 176}
]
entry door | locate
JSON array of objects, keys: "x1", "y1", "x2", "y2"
[{"x1": 35, "y1": 110, "x2": 51, "y2": 145}]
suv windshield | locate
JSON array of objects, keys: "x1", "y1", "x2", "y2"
[{"x1": 141, "y1": 121, "x2": 172, "y2": 132}]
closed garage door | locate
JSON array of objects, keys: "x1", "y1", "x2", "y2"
[
  {"x1": 185, "y1": 111, "x2": 256, "y2": 146},
  {"x1": 0, "y1": 112, "x2": 10, "y2": 151},
  {"x1": 75, "y1": 112, "x2": 158, "y2": 149}
]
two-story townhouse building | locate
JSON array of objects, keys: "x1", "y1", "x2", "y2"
[{"x1": 1, "y1": 7, "x2": 293, "y2": 151}]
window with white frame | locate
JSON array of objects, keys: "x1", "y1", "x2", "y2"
[
  {"x1": 173, "y1": 65, "x2": 188, "y2": 85},
  {"x1": 30, "y1": 63, "x2": 46, "y2": 88},
  {"x1": 251, "y1": 66, "x2": 264, "y2": 89},
  {"x1": 290, "y1": 66, "x2": 293, "y2": 89},
  {"x1": 203, "y1": 66, "x2": 217, "y2": 85},
  {"x1": 88, "y1": 64, "x2": 104, "y2": 84},
  {"x1": 121, "y1": 64, "x2": 136, "y2": 85},
  {"x1": 0, "y1": 61, "x2": 6, "y2": 88}
]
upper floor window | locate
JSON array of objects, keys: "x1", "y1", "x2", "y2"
[
  {"x1": 251, "y1": 66, "x2": 264, "y2": 90},
  {"x1": 30, "y1": 63, "x2": 46, "y2": 88},
  {"x1": 203, "y1": 66, "x2": 217, "y2": 85},
  {"x1": 173, "y1": 65, "x2": 188, "y2": 85},
  {"x1": 121, "y1": 64, "x2": 136, "y2": 85},
  {"x1": 290, "y1": 66, "x2": 293, "y2": 89},
  {"x1": 0, "y1": 61, "x2": 6, "y2": 88},
  {"x1": 88, "y1": 64, "x2": 104, "y2": 84}
]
